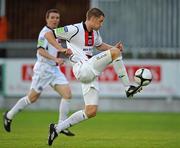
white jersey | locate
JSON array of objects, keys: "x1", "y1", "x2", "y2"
[
  {"x1": 37, "y1": 26, "x2": 61, "y2": 66},
  {"x1": 53, "y1": 22, "x2": 104, "y2": 97},
  {"x1": 53, "y1": 22, "x2": 103, "y2": 63},
  {"x1": 31, "y1": 26, "x2": 69, "y2": 93}
]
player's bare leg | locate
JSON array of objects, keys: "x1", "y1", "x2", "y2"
[
  {"x1": 3, "y1": 89, "x2": 40, "y2": 132},
  {"x1": 83, "y1": 88, "x2": 98, "y2": 119},
  {"x1": 84, "y1": 105, "x2": 97, "y2": 118}
]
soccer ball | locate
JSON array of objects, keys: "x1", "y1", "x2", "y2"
[{"x1": 134, "y1": 68, "x2": 152, "y2": 86}]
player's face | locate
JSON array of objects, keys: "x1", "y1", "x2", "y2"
[
  {"x1": 92, "y1": 15, "x2": 104, "y2": 31},
  {"x1": 46, "y1": 12, "x2": 60, "y2": 29}
]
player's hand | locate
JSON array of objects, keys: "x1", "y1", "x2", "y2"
[
  {"x1": 115, "y1": 42, "x2": 123, "y2": 52},
  {"x1": 65, "y1": 48, "x2": 73, "y2": 57},
  {"x1": 59, "y1": 48, "x2": 73, "y2": 57},
  {"x1": 55, "y1": 58, "x2": 64, "y2": 65}
]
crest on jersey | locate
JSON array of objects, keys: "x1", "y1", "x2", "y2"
[{"x1": 85, "y1": 31, "x2": 94, "y2": 46}]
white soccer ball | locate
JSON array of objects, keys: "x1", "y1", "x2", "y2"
[{"x1": 134, "y1": 68, "x2": 152, "y2": 86}]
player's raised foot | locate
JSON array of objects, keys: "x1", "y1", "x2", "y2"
[
  {"x1": 60, "y1": 129, "x2": 75, "y2": 136},
  {"x1": 3, "y1": 111, "x2": 12, "y2": 132},
  {"x1": 125, "y1": 85, "x2": 142, "y2": 98},
  {"x1": 48, "y1": 123, "x2": 58, "y2": 146}
]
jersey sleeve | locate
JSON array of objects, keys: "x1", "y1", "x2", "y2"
[
  {"x1": 94, "y1": 31, "x2": 103, "y2": 47},
  {"x1": 53, "y1": 25, "x2": 78, "y2": 41},
  {"x1": 37, "y1": 31, "x2": 48, "y2": 49}
]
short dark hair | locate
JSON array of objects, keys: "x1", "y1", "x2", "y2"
[
  {"x1": 45, "y1": 9, "x2": 60, "y2": 19},
  {"x1": 86, "y1": 8, "x2": 105, "y2": 20}
]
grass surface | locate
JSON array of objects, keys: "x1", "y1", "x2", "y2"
[{"x1": 1, "y1": 110, "x2": 180, "y2": 148}]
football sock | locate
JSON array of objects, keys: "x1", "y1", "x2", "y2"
[
  {"x1": 7, "y1": 96, "x2": 31, "y2": 119},
  {"x1": 113, "y1": 56, "x2": 130, "y2": 87},
  {"x1": 56, "y1": 110, "x2": 88, "y2": 133},
  {"x1": 58, "y1": 98, "x2": 70, "y2": 123}
]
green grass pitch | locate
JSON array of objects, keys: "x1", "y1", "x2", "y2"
[{"x1": 1, "y1": 110, "x2": 180, "y2": 148}]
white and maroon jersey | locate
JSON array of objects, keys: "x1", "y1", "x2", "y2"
[
  {"x1": 53, "y1": 22, "x2": 103, "y2": 63},
  {"x1": 37, "y1": 26, "x2": 61, "y2": 65}
]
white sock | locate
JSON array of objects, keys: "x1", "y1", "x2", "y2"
[
  {"x1": 113, "y1": 56, "x2": 130, "y2": 86},
  {"x1": 7, "y1": 96, "x2": 31, "y2": 119},
  {"x1": 56, "y1": 110, "x2": 88, "y2": 133},
  {"x1": 58, "y1": 98, "x2": 70, "y2": 123}
]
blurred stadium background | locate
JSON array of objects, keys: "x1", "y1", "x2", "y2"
[{"x1": 0, "y1": 0, "x2": 180, "y2": 112}]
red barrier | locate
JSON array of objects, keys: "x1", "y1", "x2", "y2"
[{"x1": 0, "y1": 16, "x2": 8, "y2": 41}]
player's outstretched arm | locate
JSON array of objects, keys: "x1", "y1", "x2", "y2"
[
  {"x1": 96, "y1": 42, "x2": 113, "y2": 51},
  {"x1": 96, "y1": 42, "x2": 123, "y2": 52},
  {"x1": 37, "y1": 48, "x2": 64, "y2": 65},
  {"x1": 45, "y1": 32, "x2": 66, "y2": 52},
  {"x1": 45, "y1": 31, "x2": 72, "y2": 57}
]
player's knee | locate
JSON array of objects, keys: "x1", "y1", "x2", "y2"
[
  {"x1": 28, "y1": 94, "x2": 40, "y2": 103},
  {"x1": 110, "y1": 48, "x2": 121, "y2": 60},
  {"x1": 62, "y1": 93, "x2": 72, "y2": 100},
  {"x1": 86, "y1": 110, "x2": 97, "y2": 118},
  {"x1": 85, "y1": 107, "x2": 97, "y2": 118},
  {"x1": 28, "y1": 96, "x2": 38, "y2": 103}
]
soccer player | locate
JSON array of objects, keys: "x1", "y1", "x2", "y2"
[
  {"x1": 45, "y1": 8, "x2": 142, "y2": 145},
  {"x1": 3, "y1": 9, "x2": 75, "y2": 136}
]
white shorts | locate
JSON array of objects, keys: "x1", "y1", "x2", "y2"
[
  {"x1": 72, "y1": 50, "x2": 112, "y2": 95},
  {"x1": 73, "y1": 50, "x2": 112, "y2": 84},
  {"x1": 84, "y1": 87, "x2": 99, "y2": 105},
  {"x1": 31, "y1": 62, "x2": 68, "y2": 93}
]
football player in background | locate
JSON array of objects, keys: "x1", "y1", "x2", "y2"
[
  {"x1": 3, "y1": 9, "x2": 75, "y2": 136},
  {"x1": 45, "y1": 8, "x2": 142, "y2": 145}
]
